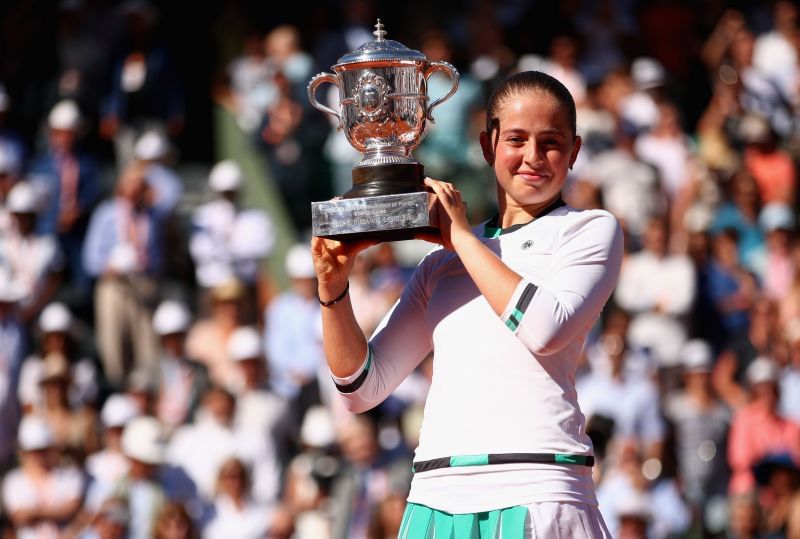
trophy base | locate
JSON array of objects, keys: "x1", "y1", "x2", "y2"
[
  {"x1": 312, "y1": 191, "x2": 438, "y2": 242},
  {"x1": 345, "y1": 163, "x2": 425, "y2": 198}
]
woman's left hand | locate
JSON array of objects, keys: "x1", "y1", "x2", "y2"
[{"x1": 418, "y1": 177, "x2": 472, "y2": 250}]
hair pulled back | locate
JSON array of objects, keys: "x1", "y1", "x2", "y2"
[{"x1": 485, "y1": 71, "x2": 577, "y2": 139}]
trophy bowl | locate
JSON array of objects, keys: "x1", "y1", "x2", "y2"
[{"x1": 308, "y1": 20, "x2": 459, "y2": 241}]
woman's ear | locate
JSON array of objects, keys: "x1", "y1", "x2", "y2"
[
  {"x1": 479, "y1": 131, "x2": 494, "y2": 166},
  {"x1": 569, "y1": 135, "x2": 583, "y2": 170}
]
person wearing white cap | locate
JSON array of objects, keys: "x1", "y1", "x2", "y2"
[
  {"x1": 189, "y1": 160, "x2": 276, "y2": 300},
  {"x1": 134, "y1": 129, "x2": 183, "y2": 213},
  {"x1": 264, "y1": 243, "x2": 325, "y2": 399},
  {"x1": 758, "y1": 202, "x2": 795, "y2": 299},
  {"x1": 84, "y1": 393, "x2": 141, "y2": 512},
  {"x1": 2, "y1": 414, "x2": 85, "y2": 536},
  {"x1": 189, "y1": 160, "x2": 276, "y2": 298},
  {"x1": 728, "y1": 356, "x2": 800, "y2": 494},
  {"x1": 0, "y1": 181, "x2": 65, "y2": 323},
  {"x1": 664, "y1": 339, "x2": 730, "y2": 516},
  {"x1": 28, "y1": 100, "x2": 100, "y2": 295},
  {"x1": 82, "y1": 161, "x2": 165, "y2": 387},
  {"x1": 0, "y1": 143, "x2": 22, "y2": 236},
  {"x1": 17, "y1": 302, "x2": 99, "y2": 415},
  {"x1": 149, "y1": 299, "x2": 209, "y2": 429},
  {"x1": 229, "y1": 325, "x2": 289, "y2": 503}
]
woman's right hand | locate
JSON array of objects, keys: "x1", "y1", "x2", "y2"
[{"x1": 310, "y1": 237, "x2": 376, "y2": 299}]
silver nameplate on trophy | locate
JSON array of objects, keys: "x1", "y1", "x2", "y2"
[{"x1": 311, "y1": 192, "x2": 438, "y2": 240}]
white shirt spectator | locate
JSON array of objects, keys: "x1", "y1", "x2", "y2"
[
  {"x1": 576, "y1": 364, "x2": 665, "y2": 445},
  {"x1": 204, "y1": 494, "x2": 273, "y2": 539},
  {"x1": 615, "y1": 251, "x2": 695, "y2": 316},
  {"x1": 189, "y1": 199, "x2": 275, "y2": 288},
  {"x1": 2, "y1": 465, "x2": 84, "y2": 539},
  {"x1": 635, "y1": 133, "x2": 693, "y2": 201}
]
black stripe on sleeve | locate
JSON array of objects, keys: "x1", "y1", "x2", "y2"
[
  {"x1": 515, "y1": 283, "x2": 538, "y2": 314},
  {"x1": 333, "y1": 367, "x2": 369, "y2": 394}
]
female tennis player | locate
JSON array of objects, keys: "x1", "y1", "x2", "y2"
[{"x1": 311, "y1": 71, "x2": 622, "y2": 538}]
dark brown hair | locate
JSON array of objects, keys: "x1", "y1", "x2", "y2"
[{"x1": 485, "y1": 71, "x2": 577, "y2": 139}]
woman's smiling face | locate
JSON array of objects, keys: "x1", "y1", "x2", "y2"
[{"x1": 481, "y1": 90, "x2": 580, "y2": 215}]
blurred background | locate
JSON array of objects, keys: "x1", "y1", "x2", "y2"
[{"x1": 1, "y1": 0, "x2": 800, "y2": 537}]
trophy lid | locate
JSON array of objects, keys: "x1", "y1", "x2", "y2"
[{"x1": 335, "y1": 19, "x2": 427, "y2": 66}]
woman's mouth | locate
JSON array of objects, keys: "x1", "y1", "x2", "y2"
[{"x1": 516, "y1": 170, "x2": 549, "y2": 182}]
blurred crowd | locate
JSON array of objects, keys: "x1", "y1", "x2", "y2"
[{"x1": 3, "y1": 0, "x2": 800, "y2": 538}]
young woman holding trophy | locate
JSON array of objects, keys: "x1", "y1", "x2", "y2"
[{"x1": 311, "y1": 71, "x2": 622, "y2": 538}]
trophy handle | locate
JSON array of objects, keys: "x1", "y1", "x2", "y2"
[
  {"x1": 424, "y1": 61, "x2": 460, "y2": 123},
  {"x1": 308, "y1": 72, "x2": 342, "y2": 130}
]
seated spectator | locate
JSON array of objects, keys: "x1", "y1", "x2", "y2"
[
  {"x1": 740, "y1": 114, "x2": 796, "y2": 205},
  {"x1": 151, "y1": 300, "x2": 209, "y2": 431},
  {"x1": 134, "y1": 130, "x2": 183, "y2": 214},
  {"x1": 264, "y1": 244, "x2": 324, "y2": 400},
  {"x1": 706, "y1": 228, "x2": 757, "y2": 341},
  {"x1": 230, "y1": 326, "x2": 289, "y2": 503},
  {"x1": 203, "y1": 457, "x2": 273, "y2": 539},
  {"x1": 664, "y1": 339, "x2": 730, "y2": 534},
  {"x1": 84, "y1": 394, "x2": 140, "y2": 510},
  {"x1": 189, "y1": 160, "x2": 275, "y2": 302},
  {"x1": 329, "y1": 415, "x2": 412, "y2": 539},
  {"x1": 758, "y1": 202, "x2": 795, "y2": 299},
  {"x1": 0, "y1": 268, "x2": 27, "y2": 471},
  {"x1": 0, "y1": 181, "x2": 64, "y2": 324},
  {"x1": 37, "y1": 352, "x2": 100, "y2": 460},
  {"x1": 577, "y1": 318, "x2": 666, "y2": 459},
  {"x1": 186, "y1": 279, "x2": 246, "y2": 389},
  {"x1": 167, "y1": 386, "x2": 279, "y2": 504},
  {"x1": 728, "y1": 357, "x2": 800, "y2": 494},
  {"x1": 30, "y1": 99, "x2": 100, "y2": 294},
  {"x1": 711, "y1": 171, "x2": 765, "y2": 274},
  {"x1": 2, "y1": 415, "x2": 84, "y2": 536},
  {"x1": 82, "y1": 161, "x2": 165, "y2": 387},
  {"x1": 18, "y1": 302, "x2": 99, "y2": 414}
]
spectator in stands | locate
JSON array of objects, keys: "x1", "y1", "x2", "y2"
[
  {"x1": 100, "y1": 0, "x2": 184, "y2": 165},
  {"x1": 134, "y1": 130, "x2": 183, "y2": 214},
  {"x1": 18, "y1": 302, "x2": 99, "y2": 415},
  {"x1": 151, "y1": 300, "x2": 209, "y2": 431},
  {"x1": 0, "y1": 83, "x2": 26, "y2": 168},
  {"x1": 0, "y1": 269, "x2": 27, "y2": 471},
  {"x1": 758, "y1": 202, "x2": 795, "y2": 299},
  {"x1": 2, "y1": 415, "x2": 84, "y2": 536},
  {"x1": 203, "y1": 457, "x2": 272, "y2": 539},
  {"x1": 189, "y1": 160, "x2": 275, "y2": 309},
  {"x1": 152, "y1": 502, "x2": 197, "y2": 539},
  {"x1": 82, "y1": 161, "x2": 164, "y2": 387},
  {"x1": 186, "y1": 279, "x2": 246, "y2": 389},
  {"x1": 739, "y1": 114, "x2": 796, "y2": 206},
  {"x1": 264, "y1": 244, "x2": 324, "y2": 400},
  {"x1": 0, "y1": 143, "x2": 22, "y2": 235},
  {"x1": 0, "y1": 181, "x2": 64, "y2": 324},
  {"x1": 728, "y1": 357, "x2": 800, "y2": 494},
  {"x1": 664, "y1": 339, "x2": 730, "y2": 533},
  {"x1": 30, "y1": 99, "x2": 100, "y2": 294}
]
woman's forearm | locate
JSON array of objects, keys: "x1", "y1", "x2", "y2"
[{"x1": 319, "y1": 289, "x2": 369, "y2": 378}]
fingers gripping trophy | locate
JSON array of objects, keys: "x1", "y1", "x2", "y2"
[{"x1": 308, "y1": 20, "x2": 459, "y2": 241}]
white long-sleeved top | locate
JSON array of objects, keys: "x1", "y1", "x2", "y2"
[{"x1": 332, "y1": 206, "x2": 623, "y2": 513}]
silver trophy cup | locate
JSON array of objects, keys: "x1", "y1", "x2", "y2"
[{"x1": 308, "y1": 20, "x2": 459, "y2": 241}]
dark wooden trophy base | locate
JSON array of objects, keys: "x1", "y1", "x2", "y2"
[{"x1": 311, "y1": 163, "x2": 439, "y2": 242}]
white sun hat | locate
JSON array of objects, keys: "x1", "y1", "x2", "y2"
[
  {"x1": 285, "y1": 243, "x2": 316, "y2": 279},
  {"x1": 746, "y1": 357, "x2": 780, "y2": 386},
  {"x1": 134, "y1": 130, "x2": 169, "y2": 161},
  {"x1": 18, "y1": 415, "x2": 55, "y2": 451},
  {"x1": 6, "y1": 181, "x2": 40, "y2": 213},
  {"x1": 680, "y1": 339, "x2": 713, "y2": 373},
  {"x1": 101, "y1": 394, "x2": 141, "y2": 428},
  {"x1": 48, "y1": 99, "x2": 82, "y2": 131},
  {"x1": 228, "y1": 326, "x2": 262, "y2": 361},
  {"x1": 122, "y1": 416, "x2": 164, "y2": 465},
  {"x1": 152, "y1": 300, "x2": 192, "y2": 336},
  {"x1": 208, "y1": 160, "x2": 243, "y2": 192},
  {"x1": 39, "y1": 302, "x2": 73, "y2": 333}
]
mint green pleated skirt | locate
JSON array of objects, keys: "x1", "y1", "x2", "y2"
[{"x1": 397, "y1": 502, "x2": 527, "y2": 539}]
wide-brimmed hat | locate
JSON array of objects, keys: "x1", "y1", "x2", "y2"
[{"x1": 122, "y1": 416, "x2": 164, "y2": 465}]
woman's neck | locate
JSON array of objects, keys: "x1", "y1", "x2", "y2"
[{"x1": 498, "y1": 192, "x2": 563, "y2": 229}]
